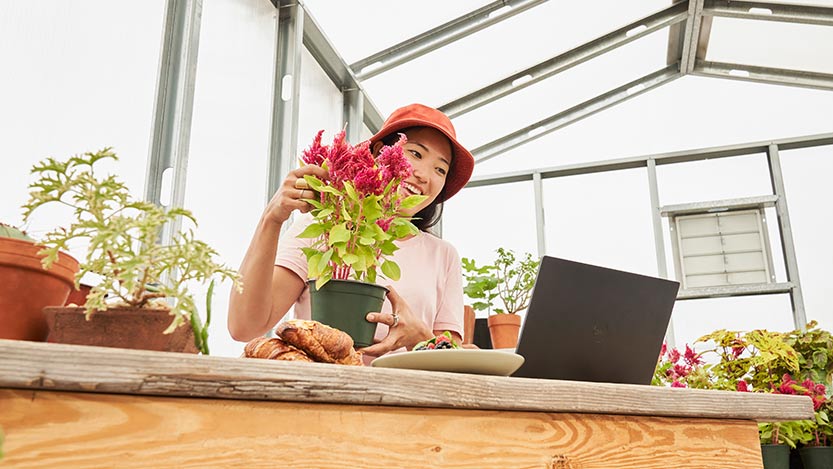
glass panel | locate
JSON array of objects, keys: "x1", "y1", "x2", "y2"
[
  {"x1": 671, "y1": 294, "x2": 796, "y2": 348},
  {"x1": 658, "y1": 154, "x2": 773, "y2": 205},
  {"x1": 707, "y1": 17, "x2": 833, "y2": 74},
  {"x1": 302, "y1": 0, "x2": 489, "y2": 64},
  {"x1": 442, "y1": 181, "x2": 538, "y2": 318},
  {"x1": 471, "y1": 77, "x2": 833, "y2": 177},
  {"x1": 541, "y1": 168, "x2": 658, "y2": 277},
  {"x1": 1, "y1": 0, "x2": 166, "y2": 234},
  {"x1": 779, "y1": 145, "x2": 833, "y2": 331},
  {"x1": 298, "y1": 48, "x2": 346, "y2": 145},
  {"x1": 182, "y1": 0, "x2": 278, "y2": 357}
]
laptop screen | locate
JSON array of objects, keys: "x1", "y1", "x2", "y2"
[{"x1": 511, "y1": 256, "x2": 679, "y2": 385}]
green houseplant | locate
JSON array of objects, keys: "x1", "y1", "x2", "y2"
[
  {"x1": 462, "y1": 248, "x2": 539, "y2": 348},
  {"x1": 0, "y1": 223, "x2": 79, "y2": 341},
  {"x1": 295, "y1": 130, "x2": 426, "y2": 347},
  {"x1": 22, "y1": 148, "x2": 240, "y2": 354}
]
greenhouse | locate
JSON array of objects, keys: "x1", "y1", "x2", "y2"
[{"x1": 1, "y1": 0, "x2": 832, "y2": 467}]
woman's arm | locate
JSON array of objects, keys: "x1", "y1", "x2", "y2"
[{"x1": 227, "y1": 165, "x2": 327, "y2": 341}]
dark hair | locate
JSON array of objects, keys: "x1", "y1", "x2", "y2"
[{"x1": 378, "y1": 128, "x2": 447, "y2": 232}]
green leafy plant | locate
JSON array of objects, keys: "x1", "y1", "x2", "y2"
[
  {"x1": 759, "y1": 421, "x2": 804, "y2": 448},
  {"x1": 782, "y1": 320, "x2": 833, "y2": 385},
  {"x1": 463, "y1": 248, "x2": 539, "y2": 315},
  {"x1": 297, "y1": 130, "x2": 426, "y2": 289},
  {"x1": 22, "y1": 148, "x2": 241, "y2": 354}
]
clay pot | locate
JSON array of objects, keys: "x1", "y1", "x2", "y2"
[
  {"x1": 0, "y1": 237, "x2": 79, "y2": 341},
  {"x1": 42, "y1": 306, "x2": 198, "y2": 353},
  {"x1": 64, "y1": 283, "x2": 93, "y2": 306},
  {"x1": 487, "y1": 313, "x2": 522, "y2": 349}
]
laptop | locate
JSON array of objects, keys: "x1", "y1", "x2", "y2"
[{"x1": 511, "y1": 256, "x2": 679, "y2": 385}]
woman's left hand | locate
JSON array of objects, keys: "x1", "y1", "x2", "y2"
[{"x1": 358, "y1": 286, "x2": 433, "y2": 357}]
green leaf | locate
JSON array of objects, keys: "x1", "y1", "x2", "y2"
[
  {"x1": 303, "y1": 175, "x2": 325, "y2": 192},
  {"x1": 342, "y1": 253, "x2": 359, "y2": 265},
  {"x1": 381, "y1": 260, "x2": 401, "y2": 281},
  {"x1": 297, "y1": 223, "x2": 326, "y2": 238},
  {"x1": 362, "y1": 197, "x2": 382, "y2": 220},
  {"x1": 344, "y1": 180, "x2": 358, "y2": 202},
  {"x1": 399, "y1": 194, "x2": 427, "y2": 209},
  {"x1": 315, "y1": 207, "x2": 333, "y2": 218},
  {"x1": 308, "y1": 252, "x2": 323, "y2": 278},
  {"x1": 358, "y1": 236, "x2": 375, "y2": 246},
  {"x1": 328, "y1": 223, "x2": 350, "y2": 245},
  {"x1": 317, "y1": 249, "x2": 333, "y2": 273}
]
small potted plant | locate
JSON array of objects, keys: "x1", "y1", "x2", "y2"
[
  {"x1": 462, "y1": 248, "x2": 539, "y2": 349},
  {"x1": 295, "y1": 130, "x2": 426, "y2": 347},
  {"x1": 0, "y1": 222, "x2": 79, "y2": 341},
  {"x1": 22, "y1": 148, "x2": 241, "y2": 354}
]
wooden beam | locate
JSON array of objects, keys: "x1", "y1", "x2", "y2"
[
  {"x1": 1, "y1": 389, "x2": 765, "y2": 468},
  {"x1": 0, "y1": 340, "x2": 813, "y2": 421}
]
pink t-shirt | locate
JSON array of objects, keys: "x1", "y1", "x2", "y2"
[{"x1": 275, "y1": 214, "x2": 464, "y2": 350}]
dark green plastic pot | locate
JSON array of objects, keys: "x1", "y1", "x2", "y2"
[
  {"x1": 799, "y1": 446, "x2": 833, "y2": 469},
  {"x1": 308, "y1": 279, "x2": 388, "y2": 348},
  {"x1": 761, "y1": 444, "x2": 790, "y2": 469}
]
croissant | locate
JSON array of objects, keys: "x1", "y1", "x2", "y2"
[
  {"x1": 276, "y1": 319, "x2": 363, "y2": 366},
  {"x1": 244, "y1": 337, "x2": 314, "y2": 362}
]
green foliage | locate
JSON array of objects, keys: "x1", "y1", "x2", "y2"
[
  {"x1": 695, "y1": 328, "x2": 799, "y2": 392},
  {"x1": 462, "y1": 248, "x2": 540, "y2": 315},
  {"x1": 21, "y1": 148, "x2": 241, "y2": 349},
  {"x1": 782, "y1": 320, "x2": 833, "y2": 386},
  {"x1": 301, "y1": 175, "x2": 425, "y2": 289},
  {"x1": 759, "y1": 421, "x2": 804, "y2": 448},
  {"x1": 0, "y1": 223, "x2": 33, "y2": 241}
]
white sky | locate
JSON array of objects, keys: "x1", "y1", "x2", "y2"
[{"x1": 1, "y1": 0, "x2": 831, "y2": 357}]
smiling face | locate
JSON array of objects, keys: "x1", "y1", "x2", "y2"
[{"x1": 386, "y1": 127, "x2": 453, "y2": 216}]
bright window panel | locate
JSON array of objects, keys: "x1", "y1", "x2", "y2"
[
  {"x1": 0, "y1": 0, "x2": 166, "y2": 234},
  {"x1": 361, "y1": 1, "x2": 672, "y2": 115},
  {"x1": 450, "y1": 27, "x2": 671, "y2": 152},
  {"x1": 707, "y1": 17, "x2": 833, "y2": 74},
  {"x1": 471, "y1": 76, "x2": 833, "y2": 177},
  {"x1": 657, "y1": 153, "x2": 773, "y2": 206},
  {"x1": 302, "y1": 0, "x2": 488, "y2": 64},
  {"x1": 779, "y1": 145, "x2": 833, "y2": 332},
  {"x1": 183, "y1": 0, "x2": 278, "y2": 358},
  {"x1": 541, "y1": 168, "x2": 659, "y2": 277},
  {"x1": 671, "y1": 294, "x2": 796, "y2": 348},
  {"x1": 442, "y1": 181, "x2": 538, "y2": 317},
  {"x1": 298, "y1": 48, "x2": 346, "y2": 146}
]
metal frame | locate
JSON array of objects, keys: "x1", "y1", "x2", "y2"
[
  {"x1": 466, "y1": 133, "x2": 830, "y2": 330},
  {"x1": 439, "y1": 2, "x2": 689, "y2": 118},
  {"x1": 144, "y1": 0, "x2": 203, "y2": 247},
  {"x1": 350, "y1": 0, "x2": 548, "y2": 80}
]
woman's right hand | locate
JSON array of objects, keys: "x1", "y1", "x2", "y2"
[{"x1": 263, "y1": 165, "x2": 329, "y2": 226}]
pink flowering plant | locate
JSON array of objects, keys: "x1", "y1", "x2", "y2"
[{"x1": 296, "y1": 130, "x2": 427, "y2": 289}]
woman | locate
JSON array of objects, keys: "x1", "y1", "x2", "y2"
[{"x1": 227, "y1": 103, "x2": 474, "y2": 358}]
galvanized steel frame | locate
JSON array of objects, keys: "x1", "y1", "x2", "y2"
[
  {"x1": 350, "y1": 0, "x2": 548, "y2": 81},
  {"x1": 467, "y1": 133, "x2": 831, "y2": 330},
  {"x1": 144, "y1": 0, "x2": 203, "y2": 246}
]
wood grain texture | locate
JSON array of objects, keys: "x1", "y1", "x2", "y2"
[
  {"x1": 0, "y1": 339, "x2": 812, "y2": 421},
  {"x1": 0, "y1": 389, "x2": 764, "y2": 469}
]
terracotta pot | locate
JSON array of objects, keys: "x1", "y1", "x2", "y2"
[
  {"x1": 42, "y1": 306, "x2": 198, "y2": 353},
  {"x1": 0, "y1": 237, "x2": 79, "y2": 341},
  {"x1": 487, "y1": 313, "x2": 522, "y2": 349},
  {"x1": 64, "y1": 283, "x2": 93, "y2": 306}
]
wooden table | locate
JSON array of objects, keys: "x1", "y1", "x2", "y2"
[{"x1": 0, "y1": 339, "x2": 813, "y2": 468}]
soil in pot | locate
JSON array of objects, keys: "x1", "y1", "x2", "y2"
[
  {"x1": 42, "y1": 306, "x2": 198, "y2": 353},
  {"x1": 488, "y1": 313, "x2": 522, "y2": 349},
  {"x1": 308, "y1": 279, "x2": 387, "y2": 348},
  {"x1": 0, "y1": 238, "x2": 79, "y2": 341}
]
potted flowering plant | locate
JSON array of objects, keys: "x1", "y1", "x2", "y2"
[
  {"x1": 462, "y1": 248, "x2": 539, "y2": 348},
  {"x1": 294, "y1": 129, "x2": 426, "y2": 347},
  {"x1": 0, "y1": 222, "x2": 79, "y2": 342},
  {"x1": 22, "y1": 148, "x2": 241, "y2": 354}
]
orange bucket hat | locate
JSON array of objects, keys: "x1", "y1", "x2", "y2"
[{"x1": 370, "y1": 103, "x2": 474, "y2": 202}]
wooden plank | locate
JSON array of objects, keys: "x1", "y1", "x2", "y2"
[
  {"x1": 0, "y1": 389, "x2": 764, "y2": 468},
  {"x1": 0, "y1": 339, "x2": 813, "y2": 421}
]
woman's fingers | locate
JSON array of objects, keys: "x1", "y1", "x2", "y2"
[{"x1": 366, "y1": 312, "x2": 396, "y2": 327}]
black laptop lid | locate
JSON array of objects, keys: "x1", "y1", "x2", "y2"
[{"x1": 512, "y1": 256, "x2": 679, "y2": 385}]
